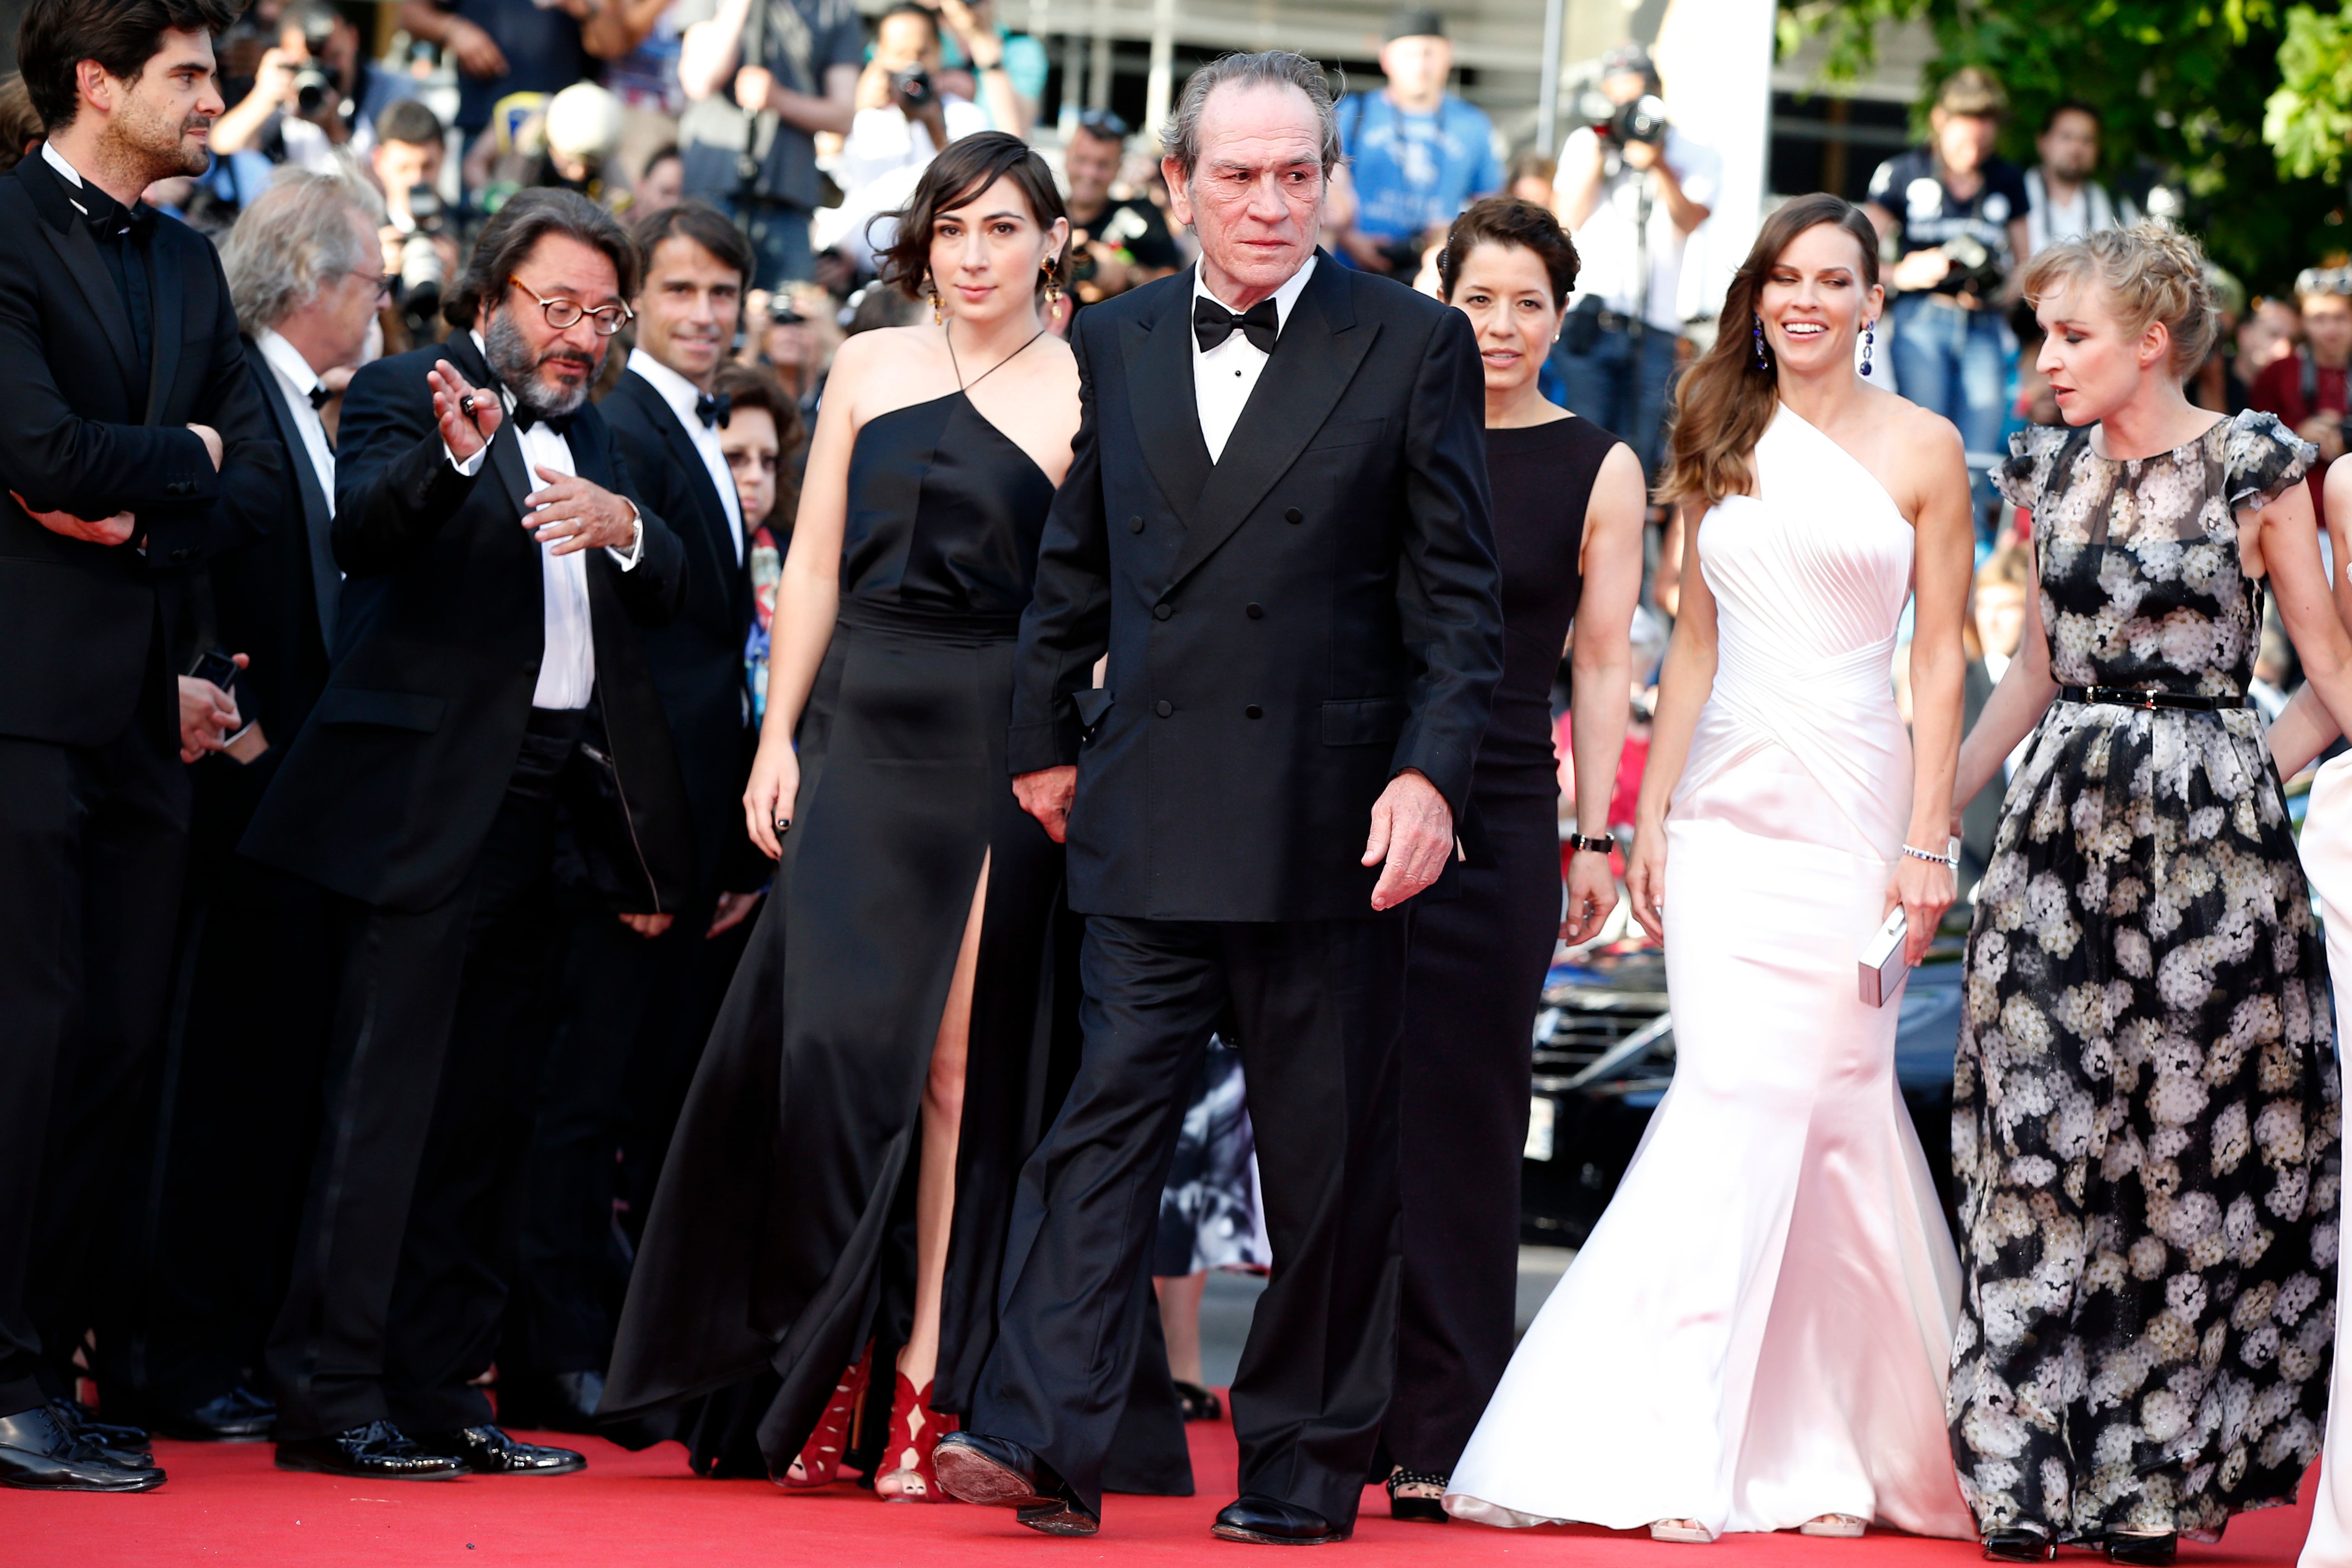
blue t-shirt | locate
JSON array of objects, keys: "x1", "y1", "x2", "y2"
[{"x1": 1339, "y1": 91, "x2": 1503, "y2": 243}]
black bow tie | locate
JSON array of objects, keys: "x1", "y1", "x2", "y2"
[
  {"x1": 1193, "y1": 295, "x2": 1280, "y2": 354},
  {"x1": 308, "y1": 383, "x2": 332, "y2": 410},
  {"x1": 695, "y1": 392, "x2": 731, "y2": 430},
  {"x1": 512, "y1": 405, "x2": 576, "y2": 436}
]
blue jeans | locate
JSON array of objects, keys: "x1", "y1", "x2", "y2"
[
  {"x1": 1552, "y1": 320, "x2": 1680, "y2": 478},
  {"x1": 1889, "y1": 294, "x2": 2009, "y2": 536},
  {"x1": 715, "y1": 197, "x2": 813, "y2": 290}
]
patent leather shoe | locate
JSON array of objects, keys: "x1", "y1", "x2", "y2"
[
  {"x1": 933, "y1": 1431, "x2": 1098, "y2": 1535},
  {"x1": 152, "y1": 1387, "x2": 274, "y2": 1443},
  {"x1": 0, "y1": 1406, "x2": 165, "y2": 1491},
  {"x1": 276, "y1": 1420, "x2": 466, "y2": 1480},
  {"x1": 50, "y1": 1399, "x2": 153, "y2": 1465},
  {"x1": 1981, "y1": 1524, "x2": 2057, "y2": 1563},
  {"x1": 496, "y1": 1370, "x2": 604, "y2": 1434},
  {"x1": 2104, "y1": 1533, "x2": 2176, "y2": 1566},
  {"x1": 418, "y1": 1425, "x2": 585, "y2": 1475},
  {"x1": 1212, "y1": 1495, "x2": 1347, "y2": 1545}
]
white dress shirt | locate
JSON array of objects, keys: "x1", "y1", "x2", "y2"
[
  {"x1": 1553, "y1": 125, "x2": 1722, "y2": 332},
  {"x1": 1190, "y1": 256, "x2": 1317, "y2": 464},
  {"x1": 255, "y1": 327, "x2": 337, "y2": 504},
  {"x1": 445, "y1": 333, "x2": 641, "y2": 710},
  {"x1": 627, "y1": 347, "x2": 743, "y2": 561}
]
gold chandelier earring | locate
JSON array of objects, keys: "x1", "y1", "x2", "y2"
[
  {"x1": 929, "y1": 284, "x2": 945, "y2": 326},
  {"x1": 1042, "y1": 255, "x2": 1063, "y2": 310}
]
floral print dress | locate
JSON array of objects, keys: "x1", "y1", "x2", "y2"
[{"x1": 1947, "y1": 410, "x2": 2342, "y2": 1544}]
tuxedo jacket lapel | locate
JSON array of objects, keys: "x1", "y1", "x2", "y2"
[
  {"x1": 245, "y1": 338, "x2": 343, "y2": 650},
  {"x1": 142, "y1": 235, "x2": 185, "y2": 427},
  {"x1": 1122, "y1": 282, "x2": 1212, "y2": 526},
  {"x1": 637, "y1": 375, "x2": 744, "y2": 632},
  {"x1": 32, "y1": 197, "x2": 142, "y2": 409},
  {"x1": 1166, "y1": 258, "x2": 1375, "y2": 591}
]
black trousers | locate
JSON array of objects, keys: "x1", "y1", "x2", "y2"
[
  {"x1": 974, "y1": 913, "x2": 1406, "y2": 1527},
  {"x1": 0, "y1": 708, "x2": 188, "y2": 1419},
  {"x1": 266, "y1": 712, "x2": 579, "y2": 1440}
]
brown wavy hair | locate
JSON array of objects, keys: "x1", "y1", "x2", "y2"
[
  {"x1": 1659, "y1": 193, "x2": 1881, "y2": 510},
  {"x1": 871, "y1": 131, "x2": 1068, "y2": 304}
]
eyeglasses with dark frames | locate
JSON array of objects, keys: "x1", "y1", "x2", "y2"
[{"x1": 507, "y1": 275, "x2": 635, "y2": 335}]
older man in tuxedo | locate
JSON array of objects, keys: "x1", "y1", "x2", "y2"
[
  {"x1": 242, "y1": 188, "x2": 693, "y2": 1482},
  {"x1": 0, "y1": 0, "x2": 278, "y2": 1493},
  {"x1": 936, "y1": 49, "x2": 1501, "y2": 1546}
]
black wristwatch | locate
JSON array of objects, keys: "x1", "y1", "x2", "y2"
[{"x1": 1567, "y1": 833, "x2": 1613, "y2": 854}]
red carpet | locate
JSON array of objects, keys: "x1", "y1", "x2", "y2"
[{"x1": 11, "y1": 1414, "x2": 2322, "y2": 1566}]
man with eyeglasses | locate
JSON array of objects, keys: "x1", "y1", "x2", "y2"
[
  {"x1": 1061, "y1": 109, "x2": 1181, "y2": 311},
  {"x1": 243, "y1": 189, "x2": 694, "y2": 1482},
  {"x1": 2252, "y1": 268, "x2": 2352, "y2": 529}
]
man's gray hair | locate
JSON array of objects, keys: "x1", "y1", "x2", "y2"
[
  {"x1": 1160, "y1": 51, "x2": 1341, "y2": 182},
  {"x1": 221, "y1": 169, "x2": 384, "y2": 338}
]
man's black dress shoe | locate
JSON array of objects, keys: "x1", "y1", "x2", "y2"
[
  {"x1": 496, "y1": 1371, "x2": 604, "y2": 1434},
  {"x1": 2104, "y1": 1533, "x2": 2176, "y2": 1566},
  {"x1": 0, "y1": 1407, "x2": 165, "y2": 1491},
  {"x1": 1981, "y1": 1523, "x2": 2057, "y2": 1562},
  {"x1": 933, "y1": 1431, "x2": 1099, "y2": 1535},
  {"x1": 152, "y1": 1388, "x2": 274, "y2": 1443},
  {"x1": 50, "y1": 1400, "x2": 154, "y2": 1465},
  {"x1": 276, "y1": 1421, "x2": 466, "y2": 1480},
  {"x1": 1212, "y1": 1496, "x2": 1347, "y2": 1545},
  {"x1": 418, "y1": 1425, "x2": 585, "y2": 1475}
]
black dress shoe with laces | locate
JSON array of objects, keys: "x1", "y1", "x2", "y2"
[
  {"x1": 1212, "y1": 1495, "x2": 1347, "y2": 1545},
  {"x1": 418, "y1": 1425, "x2": 585, "y2": 1475},
  {"x1": 495, "y1": 1371, "x2": 604, "y2": 1434},
  {"x1": 0, "y1": 1407, "x2": 166, "y2": 1491},
  {"x1": 49, "y1": 1400, "x2": 153, "y2": 1466},
  {"x1": 933, "y1": 1431, "x2": 1099, "y2": 1535},
  {"x1": 152, "y1": 1388, "x2": 275, "y2": 1442},
  {"x1": 276, "y1": 1421, "x2": 466, "y2": 1480}
]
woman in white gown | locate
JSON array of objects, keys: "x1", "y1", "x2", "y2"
[{"x1": 1446, "y1": 193, "x2": 1978, "y2": 1544}]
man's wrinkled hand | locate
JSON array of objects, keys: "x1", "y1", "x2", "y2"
[
  {"x1": 527, "y1": 467, "x2": 639, "y2": 556},
  {"x1": 176, "y1": 656, "x2": 245, "y2": 763},
  {"x1": 1361, "y1": 769, "x2": 1453, "y2": 911},
  {"x1": 429, "y1": 360, "x2": 502, "y2": 462},
  {"x1": 12, "y1": 490, "x2": 133, "y2": 547},
  {"x1": 1014, "y1": 765, "x2": 1077, "y2": 844}
]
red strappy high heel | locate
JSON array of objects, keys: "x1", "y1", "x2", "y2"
[
  {"x1": 780, "y1": 1344, "x2": 872, "y2": 1489},
  {"x1": 876, "y1": 1372, "x2": 959, "y2": 1503}
]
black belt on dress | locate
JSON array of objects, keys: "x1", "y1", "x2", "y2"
[{"x1": 2060, "y1": 685, "x2": 2244, "y2": 711}]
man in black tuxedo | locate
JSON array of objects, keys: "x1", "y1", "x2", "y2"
[
  {"x1": 936, "y1": 50, "x2": 1501, "y2": 1545},
  {"x1": 102, "y1": 172, "x2": 387, "y2": 1446},
  {"x1": 240, "y1": 188, "x2": 695, "y2": 1481},
  {"x1": 0, "y1": 0, "x2": 278, "y2": 1493},
  {"x1": 501, "y1": 200, "x2": 766, "y2": 1431}
]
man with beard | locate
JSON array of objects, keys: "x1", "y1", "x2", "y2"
[
  {"x1": 0, "y1": 0, "x2": 278, "y2": 1493},
  {"x1": 2023, "y1": 101, "x2": 2135, "y2": 259},
  {"x1": 241, "y1": 188, "x2": 695, "y2": 1481}
]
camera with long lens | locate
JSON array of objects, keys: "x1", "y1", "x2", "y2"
[
  {"x1": 1938, "y1": 233, "x2": 2007, "y2": 300},
  {"x1": 1580, "y1": 88, "x2": 1667, "y2": 149},
  {"x1": 292, "y1": 8, "x2": 339, "y2": 118},
  {"x1": 397, "y1": 183, "x2": 446, "y2": 336},
  {"x1": 892, "y1": 65, "x2": 935, "y2": 113}
]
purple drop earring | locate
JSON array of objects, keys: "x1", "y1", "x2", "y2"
[
  {"x1": 1861, "y1": 318, "x2": 1876, "y2": 377},
  {"x1": 1752, "y1": 313, "x2": 1769, "y2": 371}
]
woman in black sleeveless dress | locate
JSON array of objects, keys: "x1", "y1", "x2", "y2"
[
  {"x1": 600, "y1": 136, "x2": 1187, "y2": 1503},
  {"x1": 1382, "y1": 199, "x2": 1648, "y2": 1518}
]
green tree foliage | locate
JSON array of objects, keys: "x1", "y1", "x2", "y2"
[{"x1": 1778, "y1": 0, "x2": 2347, "y2": 294}]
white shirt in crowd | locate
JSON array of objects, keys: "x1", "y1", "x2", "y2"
[
  {"x1": 255, "y1": 327, "x2": 338, "y2": 505},
  {"x1": 819, "y1": 95, "x2": 992, "y2": 264},
  {"x1": 1189, "y1": 256, "x2": 1317, "y2": 464},
  {"x1": 1552, "y1": 123, "x2": 1722, "y2": 333},
  {"x1": 445, "y1": 332, "x2": 642, "y2": 710},
  {"x1": 627, "y1": 347, "x2": 743, "y2": 562},
  {"x1": 2023, "y1": 167, "x2": 2137, "y2": 257}
]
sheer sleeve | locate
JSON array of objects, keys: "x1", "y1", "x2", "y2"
[
  {"x1": 2224, "y1": 408, "x2": 2318, "y2": 511},
  {"x1": 1991, "y1": 424, "x2": 2068, "y2": 511}
]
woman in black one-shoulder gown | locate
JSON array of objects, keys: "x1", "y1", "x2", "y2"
[{"x1": 601, "y1": 135, "x2": 1188, "y2": 1502}]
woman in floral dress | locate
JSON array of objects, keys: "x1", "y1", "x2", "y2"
[{"x1": 1945, "y1": 225, "x2": 2352, "y2": 1565}]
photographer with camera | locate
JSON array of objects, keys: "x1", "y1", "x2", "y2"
[
  {"x1": 211, "y1": 0, "x2": 420, "y2": 172},
  {"x1": 1864, "y1": 66, "x2": 2030, "y2": 523},
  {"x1": 1060, "y1": 108, "x2": 1180, "y2": 312},
  {"x1": 819, "y1": 4, "x2": 988, "y2": 266},
  {"x1": 1549, "y1": 41, "x2": 1717, "y2": 476},
  {"x1": 2250, "y1": 267, "x2": 2352, "y2": 529},
  {"x1": 1331, "y1": 9, "x2": 1502, "y2": 278},
  {"x1": 371, "y1": 98, "x2": 461, "y2": 345}
]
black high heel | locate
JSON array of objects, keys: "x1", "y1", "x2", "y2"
[
  {"x1": 2104, "y1": 1532, "x2": 2176, "y2": 1566},
  {"x1": 1981, "y1": 1523, "x2": 2056, "y2": 1563},
  {"x1": 1385, "y1": 1466, "x2": 1450, "y2": 1523}
]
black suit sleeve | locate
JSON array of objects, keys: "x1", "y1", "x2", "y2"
[
  {"x1": 1008, "y1": 310, "x2": 1114, "y2": 774},
  {"x1": 601, "y1": 426, "x2": 686, "y2": 627},
  {"x1": 147, "y1": 245, "x2": 284, "y2": 564},
  {"x1": 1388, "y1": 304, "x2": 1502, "y2": 818},
  {"x1": 0, "y1": 235, "x2": 215, "y2": 520},
  {"x1": 331, "y1": 353, "x2": 486, "y2": 576}
]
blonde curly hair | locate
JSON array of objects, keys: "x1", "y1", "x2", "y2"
[{"x1": 2019, "y1": 222, "x2": 2218, "y2": 377}]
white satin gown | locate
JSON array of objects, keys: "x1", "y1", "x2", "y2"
[
  {"x1": 1446, "y1": 406, "x2": 1975, "y2": 1541},
  {"x1": 2299, "y1": 755, "x2": 2352, "y2": 1568}
]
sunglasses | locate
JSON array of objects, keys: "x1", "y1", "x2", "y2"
[
  {"x1": 1076, "y1": 109, "x2": 1131, "y2": 142},
  {"x1": 2296, "y1": 266, "x2": 2352, "y2": 299}
]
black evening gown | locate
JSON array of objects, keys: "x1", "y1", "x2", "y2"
[
  {"x1": 1386, "y1": 415, "x2": 1625, "y2": 1479},
  {"x1": 600, "y1": 392, "x2": 1189, "y2": 1490}
]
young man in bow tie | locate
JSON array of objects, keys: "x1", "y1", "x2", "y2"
[
  {"x1": 242, "y1": 188, "x2": 694, "y2": 1483},
  {"x1": 936, "y1": 49, "x2": 1501, "y2": 1547}
]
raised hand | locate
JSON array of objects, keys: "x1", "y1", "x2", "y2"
[
  {"x1": 526, "y1": 466, "x2": 640, "y2": 557},
  {"x1": 428, "y1": 359, "x2": 502, "y2": 464},
  {"x1": 11, "y1": 490, "x2": 134, "y2": 547}
]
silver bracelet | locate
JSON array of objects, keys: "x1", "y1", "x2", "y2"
[{"x1": 1900, "y1": 842, "x2": 1954, "y2": 866}]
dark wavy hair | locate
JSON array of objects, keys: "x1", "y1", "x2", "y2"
[
  {"x1": 871, "y1": 131, "x2": 1068, "y2": 303},
  {"x1": 713, "y1": 361, "x2": 804, "y2": 527},
  {"x1": 1436, "y1": 196, "x2": 1581, "y2": 308},
  {"x1": 629, "y1": 197, "x2": 755, "y2": 291},
  {"x1": 17, "y1": 0, "x2": 240, "y2": 130},
  {"x1": 445, "y1": 186, "x2": 641, "y2": 332}
]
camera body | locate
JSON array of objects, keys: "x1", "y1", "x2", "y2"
[
  {"x1": 1937, "y1": 233, "x2": 2006, "y2": 299},
  {"x1": 892, "y1": 65, "x2": 935, "y2": 113},
  {"x1": 1581, "y1": 88, "x2": 1668, "y2": 150},
  {"x1": 397, "y1": 183, "x2": 447, "y2": 335},
  {"x1": 293, "y1": 9, "x2": 340, "y2": 118}
]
